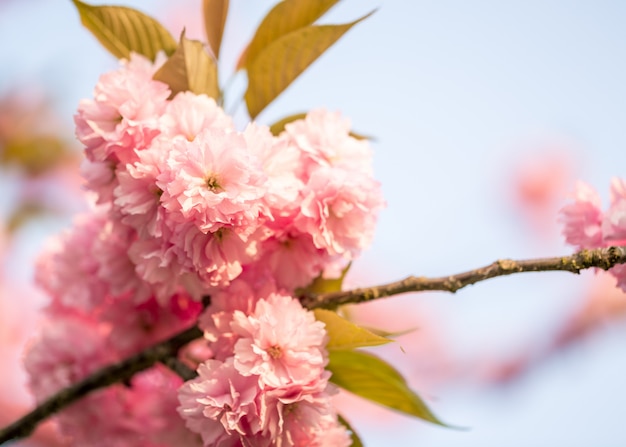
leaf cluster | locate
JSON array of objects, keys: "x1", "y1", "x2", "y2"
[{"x1": 72, "y1": 0, "x2": 372, "y2": 120}]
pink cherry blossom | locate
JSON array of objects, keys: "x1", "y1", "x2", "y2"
[
  {"x1": 231, "y1": 294, "x2": 327, "y2": 388},
  {"x1": 284, "y1": 108, "x2": 374, "y2": 176},
  {"x1": 29, "y1": 51, "x2": 389, "y2": 446},
  {"x1": 92, "y1": 219, "x2": 152, "y2": 303},
  {"x1": 103, "y1": 294, "x2": 201, "y2": 357},
  {"x1": 243, "y1": 124, "x2": 304, "y2": 214},
  {"x1": 560, "y1": 179, "x2": 626, "y2": 292},
  {"x1": 255, "y1": 232, "x2": 327, "y2": 291},
  {"x1": 123, "y1": 366, "x2": 203, "y2": 447},
  {"x1": 55, "y1": 366, "x2": 201, "y2": 447},
  {"x1": 198, "y1": 273, "x2": 279, "y2": 362},
  {"x1": 174, "y1": 223, "x2": 261, "y2": 287},
  {"x1": 559, "y1": 181, "x2": 605, "y2": 249},
  {"x1": 160, "y1": 91, "x2": 234, "y2": 141},
  {"x1": 24, "y1": 311, "x2": 115, "y2": 401},
  {"x1": 128, "y1": 232, "x2": 210, "y2": 303},
  {"x1": 35, "y1": 209, "x2": 111, "y2": 312},
  {"x1": 75, "y1": 53, "x2": 170, "y2": 165},
  {"x1": 177, "y1": 359, "x2": 262, "y2": 445},
  {"x1": 602, "y1": 178, "x2": 626, "y2": 244},
  {"x1": 158, "y1": 129, "x2": 268, "y2": 235},
  {"x1": 80, "y1": 159, "x2": 117, "y2": 204},
  {"x1": 296, "y1": 166, "x2": 385, "y2": 257},
  {"x1": 259, "y1": 384, "x2": 349, "y2": 447},
  {"x1": 277, "y1": 400, "x2": 351, "y2": 447},
  {"x1": 114, "y1": 143, "x2": 170, "y2": 238}
]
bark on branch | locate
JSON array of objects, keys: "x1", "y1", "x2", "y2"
[
  {"x1": 300, "y1": 246, "x2": 626, "y2": 309},
  {"x1": 0, "y1": 325, "x2": 202, "y2": 444},
  {"x1": 2, "y1": 246, "x2": 625, "y2": 445}
]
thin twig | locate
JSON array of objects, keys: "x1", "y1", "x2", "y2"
[
  {"x1": 0, "y1": 325, "x2": 202, "y2": 445},
  {"x1": 162, "y1": 357, "x2": 198, "y2": 381},
  {"x1": 2, "y1": 247, "x2": 626, "y2": 445},
  {"x1": 301, "y1": 246, "x2": 626, "y2": 309}
]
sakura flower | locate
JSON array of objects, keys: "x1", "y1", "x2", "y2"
[
  {"x1": 54, "y1": 366, "x2": 201, "y2": 447},
  {"x1": 30, "y1": 51, "x2": 390, "y2": 446},
  {"x1": 177, "y1": 359, "x2": 262, "y2": 445},
  {"x1": 122, "y1": 366, "x2": 203, "y2": 447},
  {"x1": 259, "y1": 384, "x2": 350, "y2": 447},
  {"x1": 80, "y1": 158, "x2": 117, "y2": 204},
  {"x1": 24, "y1": 312, "x2": 115, "y2": 401},
  {"x1": 75, "y1": 53, "x2": 169, "y2": 165},
  {"x1": 243, "y1": 124, "x2": 304, "y2": 214},
  {"x1": 160, "y1": 91, "x2": 234, "y2": 141},
  {"x1": 93, "y1": 219, "x2": 152, "y2": 303},
  {"x1": 255, "y1": 231, "x2": 328, "y2": 291},
  {"x1": 276, "y1": 400, "x2": 352, "y2": 447},
  {"x1": 103, "y1": 294, "x2": 201, "y2": 357},
  {"x1": 559, "y1": 181, "x2": 605, "y2": 249},
  {"x1": 128, "y1": 232, "x2": 210, "y2": 302},
  {"x1": 231, "y1": 294, "x2": 328, "y2": 388},
  {"x1": 174, "y1": 223, "x2": 261, "y2": 287},
  {"x1": 35, "y1": 209, "x2": 110, "y2": 312},
  {"x1": 284, "y1": 108, "x2": 374, "y2": 177},
  {"x1": 114, "y1": 140, "x2": 171, "y2": 238},
  {"x1": 158, "y1": 129, "x2": 269, "y2": 234},
  {"x1": 602, "y1": 177, "x2": 626, "y2": 244},
  {"x1": 295, "y1": 166, "x2": 385, "y2": 257},
  {"x1": 560, "y1": 179, "x2": 626, "y2": 292}
]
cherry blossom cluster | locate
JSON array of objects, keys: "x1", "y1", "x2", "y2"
[
  {"x1": 24, "y1": 53, "x2": 384, "y2": 446},
  {"x1": 560, "y1": 179, "x2": 626, "y2": 289}
]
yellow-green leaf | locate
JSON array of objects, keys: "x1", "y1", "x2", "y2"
[
  {"x1": 337, "y1": 414, "x2": 363, "y2": 447},
  {"x1": 269, "y1": 112, "x2": 308, "y2": 135},
  {"x1": 7, "y1": 203, "x2": 50, "y2": 234},
  {"x1": 203, "y1": 0, "x2": 229, "y2": 59},
  {"x1": 240, "y1": 0, "x2": 340, "y2": 69},
  {"x1": 269, "y1": 112, "x2": 373, "y2": 140},
  {"x1": 1, "y1": 136, "x2": 69, "y2": 176},
  {"x1": 359, "y1": 325, "x2": 417, "y2": 339},
  {"x1": 328, "y1": 350, "x2": 449, "y2": 426},
  {"x1": 350, "y1": 131, "x2": 374, "y2": 141},
  {"x1": 153, "y1": 32, "x2": 219, "y2": 100},
  {"x1": 299, "y1": 262, "x2": 351, "y2": 296},
  {"x1": 72, "y1": 0, "x2": 176, "y2": 61},
  {"x1": 315, "y1": 309, "x2": 391, "y2": 350},
  {"x1": 245, "y1": 10, "x2": 374, "y2": 119}
]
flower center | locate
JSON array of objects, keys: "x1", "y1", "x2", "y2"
[
  {"x1": 205, "y1": 174, "x2": 223, "y2": 192},
  {"x1": 267, "y1": 345, "x2": 283, "y2": 359},
  {"x1": 214, "y1": 228, "x2": 225, "y2": 242}
]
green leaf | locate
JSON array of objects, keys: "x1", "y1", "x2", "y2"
[
  {"x1": 359, "y1": 325, "x2": 417, "y2": 339},
  {"x1": 269, "y1": 112, "x2": 308, "y2": 135},
  {"x1": 1, "y1": 136, "x2": 68, "y2": 176},
  {"x1": 328, "y1": 350, "x2": 449, "y2": 426},
  {"x1": 245, "y1": 10, "x2": 375, "y2": 119},
  {"x1": 72, "y1": 0, "x2": 176, "y2": 61},
  {"x1": 203, "y1": 0, "x2": 229, "y2": 59},
  {"x1": 299, "y1": 262, "x2": 351, "y2": 296},
  {"x1": 7, "y1": 202, "x2": 50, "y2": 234},
  {"x1": 315, "y1": 309, "x2": 391, "y2": 350},
  {"x1": 240, "y1": 0, "x2": 340, "y2": 69},
  {"x1": 349, "y1": 131, "x2": 374, "y2": 141},
  {"x1": 269, "y1": 112, "x2": 374, "y2": 141},
  {"x1": 337, "y1": 414, "x2": 363, "y2": 447},
  {"x1": 153, "y1": 31, "x2": 219, "y2": 100}
]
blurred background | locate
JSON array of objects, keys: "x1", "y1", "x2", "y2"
[{"x1": 1, "y1": 0, "x2": 626, "y2": 445}]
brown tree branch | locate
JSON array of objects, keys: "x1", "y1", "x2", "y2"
[
  {"x1": 0, "y1": 325, "x2": 202, "y2": 445},
  {"x1": 300, "y1": 246, "x2": 626, "y2": 309},
  {"x1": 2, "y1": 246, "x2": 625, "y2": 445}
]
